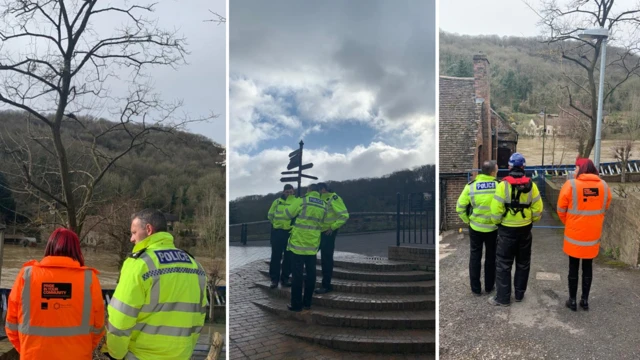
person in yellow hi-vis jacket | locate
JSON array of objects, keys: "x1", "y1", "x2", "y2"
[
  {"x1": 267, "y1": 184, "x2": 296, "y2": 288},
  {"x1": 315, "y1": 182, "x2": 349, "y2": 294},
  {"x1": 104, "y1": 209, "x2": 208, "y2": 360},
  {"x1": 456, "y1": 160, "x2": 499, "y2": 296},
  {"x1": 283, "y1": 184, "x2": 328, "y2": 312},
  {"x1": 488, "y1": 153, "x2": 543, "y2": 307}
]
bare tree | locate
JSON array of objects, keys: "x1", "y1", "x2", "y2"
[
  {"x1": 611, "y1": 95, "x2": 640, "y2": 182},
  {"x1": 530, "y1": 0, "x2": 640, "y2": 158},
  {"x1": 0, "y1": 1, "x2": 215, "y2": 236},
  {"x1": 205, "y1": 10, "x2": 226, "y2": 24}
]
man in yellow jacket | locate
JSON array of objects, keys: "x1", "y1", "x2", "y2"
[
  {"x1": 315, "y1": 183, "x2": 349, "y2": 294},
  {"x1": 105, "y1": 209, "x2": 208, "y2": 360},
  {"x1": 489, "y1": 153, "x2": 543, "y2": 306},
  {"x1": 267, "y1": 184, "x2": 296, "y2": 288},
  {"x1": 283, "y1": 184, "x2": 328, "y2": 312},
  {"x1": 456, "y1": 160, "x2": 499, "y2": 296}
]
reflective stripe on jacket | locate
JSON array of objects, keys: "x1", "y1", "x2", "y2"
[
  {"x1": 106, "y1": 232, "x2": 208, "y2": 360},
  {"x1": 285, "y1": 191, "x2": 328, "y2": 255},
  {"x1": 5, "y1": 256, "x2": 105, "y2": 360},
  {"x1": 557, "y1": 174, "x2": 611, "y2": 259},
  {"x1": 456, "y1": 174, "x2": 498, "y2": 232},
  {"x1": 321, "y1": 192, "x2": 349, "y2": 231},
  {"x1": 491, "y1": 180, "x2": 544, "y2": 227},
  {"x1": 268, "y1": 195, "x2": 296, "y2": 230}
]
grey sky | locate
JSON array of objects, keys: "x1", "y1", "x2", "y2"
[
  {"x1": 0, "y1": 0, "x2": 226, "y2": 145},
  {"x1": 441, "y1": 0, "x2": 638, "y2": 38}
]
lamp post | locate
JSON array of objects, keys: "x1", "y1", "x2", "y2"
[
  {"x1": 579, "y1": 27, "x2": 609, "y2": 170},
  {"x1": 0, "y1": 223, "x2": 5, "y2": 286},
  {"x1": 539, "y1": 108, "x2": 546, "y2": 166}
]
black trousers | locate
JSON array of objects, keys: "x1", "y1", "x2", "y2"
[
  {"x1": 320, "y1": 230, "x2": 338, "y2": 289},
  {"x1": 568, "y1": 256, "x2": 593, "y2": 299},
  {"x1": 290, "y1": 252, "x2": 317, "y2": 310},
  {"x1": 495, "y1": 224, "x2": 533, "y2": 304},
  {"x1": 469, "y1": 228, "x2": 497, "y2": 294},
  {"x1": 269, "y1": 228, "x2": 292, "y2": 283}
]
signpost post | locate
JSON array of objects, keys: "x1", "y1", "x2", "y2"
[{"x1": 280, "y1": 140, "x2": 318, "y2": 196}]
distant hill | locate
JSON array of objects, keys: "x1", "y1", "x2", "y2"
[
  {"x1": 439, "y1": 31, "x2": 640, "y2": 123},
  {"x1": 230, "y1": 165, "x2": 435, "y2": 224},
  {"x1": 0, "y1": 110, "x2": 225, "y2": 228}
]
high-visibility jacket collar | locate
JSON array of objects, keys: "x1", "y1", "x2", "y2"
[
  {"x1": 132, "y1": 232, "x2": 175, "y2": 254},
  {"x1": 307, "y1": 191, "x2": 321, "y2": 198},
  {"x1": 474, "y1": 174, "x2": 496, "y2": 182},
  {"x1": 38, "y1": 256, "x2": 83, "y2": 269},
  {"x1": 577, "y1": 173, "x2": 601, "y2": 182}
]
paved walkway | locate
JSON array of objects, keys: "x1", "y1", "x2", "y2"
[{"x1": 439, "y1": 202, "x2": 640, "y2": 359}]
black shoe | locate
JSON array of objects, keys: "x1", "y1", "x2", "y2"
[
  {"x1": 472, "y1": 290, "x2": 482, "y2": 297},
  {"x1": 314, "y1": 287, "x2": 332, "y2": 294},
  {"x1": 488, "y1": 297, "x2": 510, "y2": 307},
  {"x1": 485, "y1": 288, "x2": 494, "y2": 295},
  {"x1": 515, "y1": 294, "x2": 524, "y2": 302},
  {"x1": 303, "y1": 305, "x2": 311, "y2": 310},
  {"x1": 269, "y1": 281, "x2": 278, "y2": 289},
  {"x1": 566, "y1": 298, "x2": 577, "y2": 311},
  {"x1": 287, "y1": 304, "x2": 302, "y2": 312},
  {"x1": 281, "y1": 280, "x2": 292, "y2": 287},
  {"x1": 579, "y1": 298, "x2": 589, "y2": 311}
]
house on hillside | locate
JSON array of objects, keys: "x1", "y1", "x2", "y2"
[{"x1": 439, "y1": 54, "x2": 519, "y2": 231}]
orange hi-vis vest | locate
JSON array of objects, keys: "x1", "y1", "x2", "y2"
[
  {"x1": 5, "y1": 256, "x2": 105, "y2": 360},
  {"x1": 557, "y1": 174, "x2": 612, "y2": 259}
]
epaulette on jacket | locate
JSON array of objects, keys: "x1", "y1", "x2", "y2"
[
  {"x1": 467, "y1": 179, "x2": 476, "y2": 185},
  {"x1": 129, "y1": 248, "x2": 147, "y2": 259}
]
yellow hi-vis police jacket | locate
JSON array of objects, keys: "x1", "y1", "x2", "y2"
[
  {"x1": 320, "y1": 192, "x2": 349, "y2": 231},
  {"x1": 491, "y1": 180, "x2": 544, "y2": 227},
  {"x1": 456, "y1": 174, "x2": 499, "y2": 232},
  {"x1": 268, "y1": 195, "x2": 296, "y2": 230},
  {"x1": 106, "y1": 232, "x2": 208, "y2": 360},
  {"x1": 284, "y1": 190, "x2": 328, "y2": 255}
]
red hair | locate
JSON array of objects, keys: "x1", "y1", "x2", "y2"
[
  {"x1": 577, "y1": 158, "x2": 599, "y2": 176},
  {"x1": 44, "y1": 228, "x2": 85, "y2": 266}
]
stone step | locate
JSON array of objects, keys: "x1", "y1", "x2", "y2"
[
  {"x1": 255, "y1": 281, "x2": 435, "y2": 311},
  {"x1": 258, "y1": 269, "x2": 435, "y2": 295},
  {"x1": 253, "y1": 297, "x2": 436, "y2": 329},
  {"x1": 282, "y1": 322, "x2": 436, "y2": 354},
  {"x1": 263, "y1": 261, "x2": 433, "y2": 281},
  {"x1": 316, "y1": 257, "x2": 420, "y2": 272}
]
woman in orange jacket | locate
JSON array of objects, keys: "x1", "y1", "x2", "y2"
[
  {"x1": 557, "y1": 158, "x2": 611, "y2": 312},
  {"x1": 5, "y1": 228, "x2": 105, "y2": 359}
]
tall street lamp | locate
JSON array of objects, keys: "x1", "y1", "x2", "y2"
[{"x1": 579, "y1": 27, "x2": 609, "y2": 171}]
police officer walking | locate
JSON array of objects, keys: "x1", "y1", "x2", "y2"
[
  {"x1": 106, "y1": 209, "x2": 208, "y2": 360},
  {"x1": 456, "y1": 160, "x2": 499, "y2": 296},
  {"x1": 267, "y1": 184, "x2": 296, "y2": 288},
  {"x1": 315, "y1": 183, "x2": 349, "y2": 294},
  {"x1": 283, "y1": 184, "x2": 328, "y2": 312},
  {"x1": 489, "y1": 153, "x2": 543, "y2": 306}
]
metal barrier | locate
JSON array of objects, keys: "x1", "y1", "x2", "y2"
[
  {"x1": 0, "y1": 286, "x2": 226, "y2": 321},
  {"x1": 396, "y1": 192, "x2": 435, "y2": 246}
]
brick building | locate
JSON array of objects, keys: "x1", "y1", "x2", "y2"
[{"x1": 439, "y1": 54, "x2": 518, "y2": 231}]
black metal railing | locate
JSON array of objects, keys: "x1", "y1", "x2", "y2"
[
  {"x1": 396, "y1": 192, "x2": 435, "y2": 246},
  {"x1": 230, "y1": 212, "x2": 403, "y2": 244}
]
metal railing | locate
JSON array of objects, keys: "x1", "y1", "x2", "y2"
[
  {"x1": 396, "y1": 193, "x2": 435, "y2": 246},
  {"x1": 0, "y1": 286, "x2": 226, "y2": 322}
]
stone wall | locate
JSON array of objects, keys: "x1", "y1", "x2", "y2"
[
  {"x1": 443, "y1": 177, "x2": 467, "y2": 230},
  {"x1": 388, "y1": 246, "x2": 436, "y2": 272},
  {"x1": 544, "y1": 178, "x2": 640, "y2": 266}
]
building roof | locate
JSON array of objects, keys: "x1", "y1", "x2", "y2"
[
  {"x1": 492, "y1": 110, "x2": 518, "y2": 142},
  {"x1": 439, "y1": 76, "x2": 478, "y2": 174}
]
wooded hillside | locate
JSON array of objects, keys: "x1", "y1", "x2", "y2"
[{"x1": 230, "y1": 165, "x2": 435, "y2": 224}]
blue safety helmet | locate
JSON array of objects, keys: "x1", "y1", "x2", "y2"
[{"x1": 508, "y1": 152, "x2": 526, "y2": 167}]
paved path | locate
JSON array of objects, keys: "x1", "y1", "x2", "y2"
[{"x1": 439, "y1": 202, "x2": 640, "y2": 359}]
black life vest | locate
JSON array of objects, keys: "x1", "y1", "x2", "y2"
[{"x1": 502, "y1": 175, "x2": 533, "y2": 219}]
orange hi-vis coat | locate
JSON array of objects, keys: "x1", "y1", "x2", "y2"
[
  {"x1": 557, "y1": 174, "x2": 612, "y2": 259},
  {"x1": 5, "y1": 256, "x2": 105, "y2": 360}
]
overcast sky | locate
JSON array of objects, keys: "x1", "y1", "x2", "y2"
[
  {"x1": 0, "y1": 0, "x2": 226, "y2": 145},
  {"x1": 229, "y1": 0, "x2": 436, "y2": 200},
  {"x1": 441, "y1": 0, "x2": 638, "y2": 38}
]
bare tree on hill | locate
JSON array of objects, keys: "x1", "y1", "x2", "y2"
[
  {"x1": 529, "y1": 0, "x2": 640, "y2": 158},
  {"x1": 0, "y1": 1, "x2": 217, "y2": 236}
]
